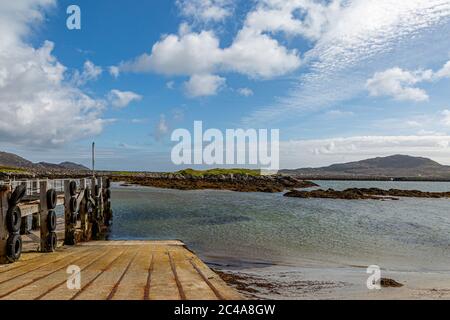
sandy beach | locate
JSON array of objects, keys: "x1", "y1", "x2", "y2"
[{"x1": 216, "y1": 263, "x2": 450, "y2": 300}]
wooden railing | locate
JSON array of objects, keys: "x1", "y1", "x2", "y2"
[{"x1": 0, "y1": 177, "x2": 112, "y2": 264}]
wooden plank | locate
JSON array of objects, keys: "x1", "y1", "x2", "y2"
[
  {"x1": 74, "y1": 247, "x2": 139, "y2": 300},
  {"x1": 0, "y1": 241, "x2": 243, "y2": 300},
  {"x1": 0, "y1": 247, "x2": 88, "y2": 277},
  {"x1": 19, "y1": 196, "x2": 64, "y2": 218},
  {"x1": 168, "y1": 248, "x2": 218, "y2": 300},
  {"x1": 185, "y1": 250, "x2": 243, "y2": 300},
  {"x1": 36, "y1": 247, "x2": 117, "y2": 300},
  {"x1": 148, "y1": 250, "x2": 180, "y2": 300},
  {"x1": 110, "y1": 244, "x2": 153, "y2": 300},
  {"x1": 79, "y1": 240, "x2": 185, "y2": 247},
  {"x1": 0, "y1": 248, "x2": 94, "y2": 299},
  {"x1": 4, "y1": 249, "x2": 101, "y2": 300}
]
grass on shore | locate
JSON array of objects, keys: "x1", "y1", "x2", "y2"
[
  {"x1": 0, "y1": 166, "x2": 28, "y2": 174},
  {"x1": 109, "y1": 168, "x2": 261, "y2": 177},
  {"x1": 176, "y1": 168, "x2": 261, "y2": 176},
  {"x1": 111, "y1": 171, "x2": 142, "y2": 176}
]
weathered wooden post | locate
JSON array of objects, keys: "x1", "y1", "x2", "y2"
[
  {"x1": 40, "y1": 180, "x2": 57, "y2": 252},
  {"x1": 79, "y1": 179, "x2": 89, "y2": 241},
  {"x1": 31, "y1": 180, "x2": 40, "y2": 230},
  {"x1": 90, "y1": 177, "x2": 104, "y2": 239},
  {"x1": 20, "y1": 182, "x2": 28, "y2": 235},
  {"x1": 96, "y1": 177, "x2": 104, "y2": 221},
  {"x1": 103, "y1": 177, "x2": 112, "y2": 226},
  {"x1": 64, "y1": 180, "x2": 78, "y2": 245}
]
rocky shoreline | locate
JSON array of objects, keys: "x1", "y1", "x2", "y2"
[
  {"x1": 112, "y1": 173, "x2": 318, "y2": 193},
  {"x1": 284, "y1": 188, "x2": 450, "y2": 200}
]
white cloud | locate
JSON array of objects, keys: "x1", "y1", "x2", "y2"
[
  {"x1": 366, "y1": 59, "x2": 450, "y2": 102},
  {"x1": 243, "y1": 0, "x2": 450, "y2": 125},
  {"x1": 246, "y1": 0, "x2": 343, "y2": 40},
  {"x1": 184, "y1": 74, "x2": 226, "y2": 97},
  {"x1": 222, "y1": 27, "x2": 301, "y2": 78},
  {"x1": 366, "y1": 67, "x2": 430, "y2": 102},
  {"x1": 108, "y1": 66, "x2": 120, "y2": 78},
  {"x1": 237, "y1": 87, "x2": 254, "y2": 97},
  {"x1": 176, "y1": 0, "x2": 234, "y2": 22},
  {"x1": 107, "y1": 89, "x2": 142, "y2": 108},
  {"x1": 0, "y1": 1, "x2": 108, "y2": 147},
  {"x1": 115, "y1": 6, "x2": 301, "y2": 96},
  {"x1": 435, "y1": 61, "x2": 450, "y2": 79},
  {"x1": 166, "y1": 81, "x2": 175, "y2": 90},
  {"x1": 442, "y1": 110, "x2": 450, "y2": 126},
  {"x1": 72, "y1": 60, "x2": 102, "y2": 86},
  {"x1": 119, "y1": 28, "x2": 301, "y2": 79},
  {"x1": 155, "y1": 114, "x2": 169, "y2": 140},
  {"x1": 281, "y1": 135, "x2": 450, "y2": 168},
  {"x1": 131, "y1": 118, "x2": 150, "y2": 124},
  {"x1": 325, "y1": 109, "x2": 354, "y2": 117}
]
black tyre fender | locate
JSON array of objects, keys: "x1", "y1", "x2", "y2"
[
  {"x1": 69, "y1": 181, "x2": 77, "y2": 196},
  {"x1": 105, "y1": 189, "x2": 111, "y2": 199},
  {"x1": 70, "y1": 212, "x2": 78, "y2": 225},
  {"x1": 6, "y1": 234, "x2": 22, "y2": 262},
  {"x1": 84, "y1": 186, "x2": 91, "y2": 200},
  {"x1": 6, "y1": 205, "x2": 21, "y2": 233},
  {"x1": 46, "y1": 189, "x2": 57, "y2": 210},
  {"x1": 69, "y1": 196, "x2": 78, "y2": 213},
  {"x1": 47, "y1": 210, "x2": 57, "y2": 232},
  {"x1": 46, "y1": 232, "x2": 57, "y2": 252},
  {"x1": 9, "y1": 185, "x2": 26, "y2": 206},
  {"x1": 105, "y1": 178, "x2": 111, "y2": 189}
]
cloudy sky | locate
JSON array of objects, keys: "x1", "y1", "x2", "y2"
[{"x1": 1, "y1": 0, "x2": 450, "y2": 170}]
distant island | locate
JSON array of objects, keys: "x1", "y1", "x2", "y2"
[
  {"x1": 0, "y1": 150, "x2": 89, "y2": 178},
  {"x1": 280, "y1": 154, "x2": 450, "y2": 181},
  {"x1": 2, "y1": 151, "x2": 450, "y2": 186}
]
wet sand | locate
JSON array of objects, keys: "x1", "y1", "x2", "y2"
[{"x1": 215, "y1": 263, "x2": 450, "y2": 300}]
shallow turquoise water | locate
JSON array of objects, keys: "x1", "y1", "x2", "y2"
[{"x1": 110, "y1": 181, "x2": 450, "y2": 272}]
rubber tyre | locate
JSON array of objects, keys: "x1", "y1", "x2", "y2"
[
  {"x1": 47, "y1": 210, "x2": 57, "y2": 232},
  {"x1": 69, "y1": 181, "x2": 77, "y2": 196},
  {"x1": 105, "y1": 189, "x2": 111, "y2": 199},
  {"x1": 46, "y1": 232, "x2": 57, "y2": 252},
  {"x1": 46, "y1": 189, "x2": 57, "y2": 209},
  {"x1": 105, "y1": 178, "x2": 111, "y2": 189},
  {"x1": 69, "y1": 197, "x2": 78, "y2": 213},
  {"x1": 70, "y1": 212, "x2": 78, "y2": 225},
  {"x1": 6, "y1": 234, "x2": 22, "y2": 262},
  {"x1": 6, "y1": 206, "x2": 21, "y2": 233},
  {"x1": 9, "y1": 185, "x2": 26, "y2": 206}
]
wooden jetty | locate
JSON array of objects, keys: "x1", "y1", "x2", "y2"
[{"x1": 0, "y1": 178, "x2": 241, "y2": 300}]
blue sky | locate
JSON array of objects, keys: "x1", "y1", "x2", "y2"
[{"x1": 1, "y1": 0, "x2": 450, "y2": 171}]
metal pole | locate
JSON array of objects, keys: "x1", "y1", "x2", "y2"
[{"x1": 92, "y1": 142, "x2": 95, "y2": 178}]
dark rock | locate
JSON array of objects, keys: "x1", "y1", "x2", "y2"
[
  {"x1": 380, "y1": 278, "x2": 403, "y2": 288},
  {"x1": 111, "y1": 173, "x2": 318, "y2": 193},
  {"x1": 284, "y1": 187, "x2": 450, "y2": 200}
]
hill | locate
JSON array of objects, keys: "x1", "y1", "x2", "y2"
[
  {"x1": 281, "y1": 155, "x2": 450, "y2": 180},
  {"x1": 0, "y1": 150, "x2": 89, "y2": 175}
]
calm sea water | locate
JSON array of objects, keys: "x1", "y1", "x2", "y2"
[{"x1": 110, "y1": 181, "x2": 450, "y2": 272}]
